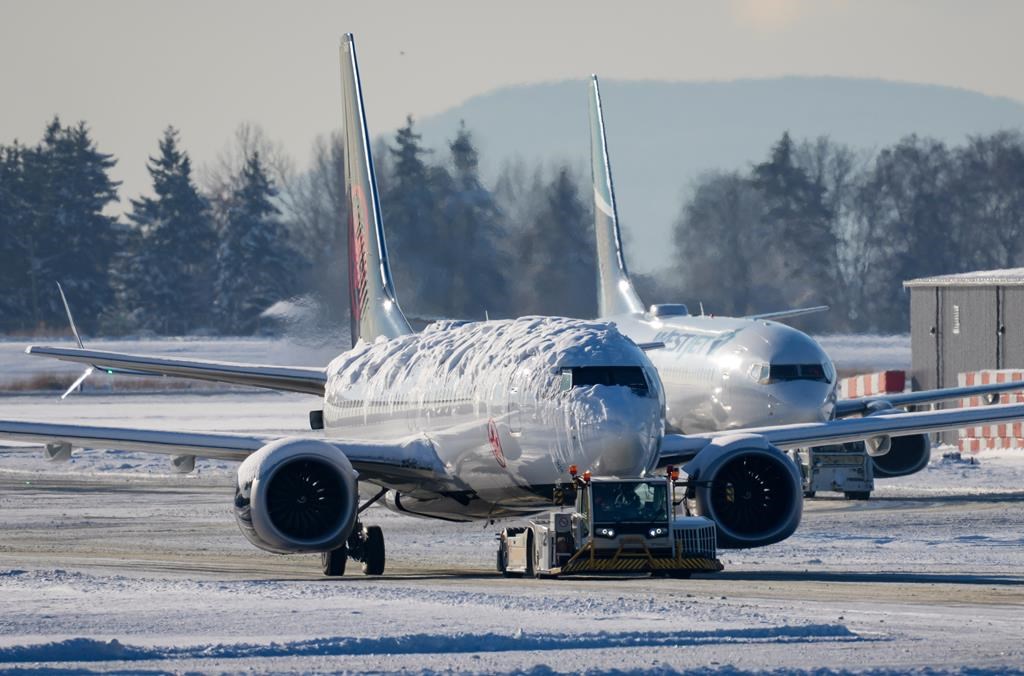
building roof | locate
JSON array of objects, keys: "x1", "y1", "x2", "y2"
[{"x1": 903, "y1": 268, "x2": 1024, "y2": 288}]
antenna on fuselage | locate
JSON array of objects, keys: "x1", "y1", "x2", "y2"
[
  {"x1": 340, "y1": 34, "x2": 413, "y2": 347},
  {"x1": 589, "y1": 75, "x2": 645, "y2": 319}
]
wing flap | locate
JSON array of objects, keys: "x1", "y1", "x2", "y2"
[{"x1": 26, "y1": 346, "x2": 327, "y2": 396}]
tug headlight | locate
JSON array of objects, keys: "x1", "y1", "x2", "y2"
[
  {"x1": 597, "y1": 528, "x2": 616, "y2": 538},
  {"x1": 648, "y1": 527, "x2": 667, "y2": 537}
]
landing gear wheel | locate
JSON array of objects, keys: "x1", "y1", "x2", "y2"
[
  {"x1": 844, "y1": 491, "x2": 871, "y2": 500},
  {"x1": 361, "y1": 525, "x2": 385, "y2": 575},
  {"x1": 321, "y1": 547, "x2": 347, "y2": 577},
  {"x1": 524, "y1": 529, "x2": 535, "y2": 578},
  {"x1": 497, "y1": 533, "x2": 512, "y2": 577}
]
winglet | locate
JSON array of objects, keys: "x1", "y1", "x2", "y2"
[
  {"x1": 589, "y1": 75, "x2": 645, "y2": 318},
  {"x1": 340, "y1": 34, "x2": 412, "y2": 347},
  {"x1": 57, "y1": 282, "x2": 85, "y2": 349},
  {"x1": 54, "y1": 282, "x2": 93, "y2": 399}
]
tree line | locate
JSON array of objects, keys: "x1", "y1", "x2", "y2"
[
  {"x1": 3, "y1": 117, "x2": 1023, "y2": 337},
  {"x1": 0, "y1": 117, "x2": 596, "y2": 337},
  {"x1": 664, "y1": 131, "x2": 1024, "y2": 333}
]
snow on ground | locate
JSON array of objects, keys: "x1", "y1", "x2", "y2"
[
  {"x1": 812, "y1": 334, "x2": 911, "y2": 374},
  {"x1": 0, "y1": 392, "x2": 1023, "y2": 672}
]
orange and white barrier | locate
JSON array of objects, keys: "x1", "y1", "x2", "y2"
[
  {"x1": 957, "y1": 369, "x2": 1024, "y2": 453},
  {"x1": 839, "y1": 370, "x2": 906, "y2": 399}
]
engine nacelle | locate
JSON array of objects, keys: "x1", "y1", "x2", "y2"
[
  {"x1": 871, "y1": 433, "x2": 931, "y2": 478},
  {"x1": 233, "y1": 438, "x2": 358, "y2": 554},
  {"x1": 683, "y1": 434, "x2": 803, "y2": 549}
]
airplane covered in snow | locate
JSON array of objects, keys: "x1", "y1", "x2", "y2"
[
  {"x1": 4, "y1": 37, "x2": 1024, "y2": 577},
  {"x1": 585, "y1": 75, "x2": 1024, "y2": 481}
]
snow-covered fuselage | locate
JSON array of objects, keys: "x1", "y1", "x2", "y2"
[
  {"x1": 322, "y1": 317, "x2": 665, "y2": 521},
  {"x1": 607, "y1": 312, "x2": 837, "y2": 434}
]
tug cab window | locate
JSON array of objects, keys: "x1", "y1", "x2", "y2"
[{"x1": 561, "y1": 366, "x2": 650, "y2": 396}]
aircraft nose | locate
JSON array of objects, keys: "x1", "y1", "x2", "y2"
[
  {"x1": 768, "y1": 381, "x2": 834, "y2": 423},
  {"x1": 570, "y1": 388, "x2": 663, "y2": 477}
]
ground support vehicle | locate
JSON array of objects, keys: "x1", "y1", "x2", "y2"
[
  {"x1": 497, "y1": 472, "x2": 723, "y2": 578},
  {"x1": 793, "y1": 442, "x2": 874, "y2": 500}
]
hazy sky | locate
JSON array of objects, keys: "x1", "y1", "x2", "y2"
[{"x1": 3, "y1": 0, "x2": 1023, "y2": 207}]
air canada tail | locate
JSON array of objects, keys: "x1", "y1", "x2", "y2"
[
  {"x1": 340, "y1": 34, "x2": 412, "y2": 346},
  {"x1": 589, "y1": 75, "x2": 645, "y2": 318}
]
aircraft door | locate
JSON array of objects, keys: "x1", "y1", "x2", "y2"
[{"x1": 508, "y1": 373, "x2": 524, "y2": 435}]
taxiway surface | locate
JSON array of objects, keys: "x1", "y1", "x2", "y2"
[{"x1": 0, "y1": 392, "x2": 1022, "y2": 673}]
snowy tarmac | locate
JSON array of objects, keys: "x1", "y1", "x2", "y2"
[{"x1": 1, "y1": 392, "x2": 1023, "y2": 673}]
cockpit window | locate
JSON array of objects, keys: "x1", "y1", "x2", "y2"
[
  {"x1": 748, "y1": 362, "x2": 832, "y2": 384},
  {"x1": 562, "y1": 366, "x2": 650, "y2": 396}
]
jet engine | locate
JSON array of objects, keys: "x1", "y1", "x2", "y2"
[
  {"x1": 863, "y1": 403, "x2": 932, "y2": 479},
  {"x1": 683, "y1": 434, "x2": 803, "y2": 549},
  {"x1": 233, "y1": 438, "x2": 358, "y2": 554},
  {"x1": 871, "y1": 433, "x2": 931, "y2": 478}
]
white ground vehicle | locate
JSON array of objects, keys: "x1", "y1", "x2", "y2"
[
  {"x1": 497, "y1": 470, "x2": 723, "y2": 578},
  {"x1": 794, "y1": 443, "x2": 875, "y2": 500}
]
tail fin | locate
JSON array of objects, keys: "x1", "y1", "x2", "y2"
[
  {"x1": 340, "y1": 34, "x2": 412, "y2": 346},
  {"x1": 589, "y1": 75, "x2": 645, "y2": 318}
]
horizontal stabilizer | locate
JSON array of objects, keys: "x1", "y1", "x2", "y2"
[
  {"x1": 744, "y1": 305, "x2": 829, "y2": 322},
  {"x1": 26, "y1": 345, "x2": 327, "y2": 396}
]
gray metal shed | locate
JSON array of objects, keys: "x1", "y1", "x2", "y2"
[{"x1": 903, "y1": 268, "x2": 1024, "y2": 391}]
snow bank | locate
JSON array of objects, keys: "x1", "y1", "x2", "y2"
[{"x1": 0, "y1": 624, "x2": 863, "y2": 663}]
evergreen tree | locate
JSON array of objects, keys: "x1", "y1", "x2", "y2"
[
  {"x1": 115, "y1": 127, "x2": 216, "y2": 333},
  {"x1": 214, "y1": 151, "x2": 304, "y2": 334},
  {"x1": 18, "y1": 118, "x2": 120, "y2": 333},
  {"x1": 0, "y1": 142, "x2": 31, "y2": 331},
  {"x1": 751, "y1": 132, "x2": 838, "y2": 310},
  {"x1": 380, "y1": 116, "x2": 444, "y2": 317},
  {"x1": 437, "y1": 122, "x2": 509, "y2": 317},
  {"x1": 512, "y1": 166, "x2": 596, "y2": 318}
]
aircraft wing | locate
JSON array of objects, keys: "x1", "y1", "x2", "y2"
[
  {"x1": 659, "y1": 402, "x2": 1024, "y2": 466},
  {"x1": 743, "y1": 306, "x2": 829, "y2": 322},
  {"x1": 26, "y1": 345, "x2": 327, "y2": 396},
  {"x1": 0, "y1": 420, "x2": 446, "y2": 488},
  {"x1": 834, "y1": 380, "x2": 1024, "y2": 417}
]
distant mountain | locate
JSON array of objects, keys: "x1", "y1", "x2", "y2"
[{"x1": 408, "y1": 77, "x2": 1024, "y2": 273}]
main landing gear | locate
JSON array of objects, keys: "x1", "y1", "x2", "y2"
[
  {"x1": 321, "y1": 523, "x2": 386, "y2": 577},
  {"x1": 321, "y1": 488, "x2": 389, "y2": 577}
]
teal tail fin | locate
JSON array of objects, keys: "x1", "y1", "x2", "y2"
[{"x1": 589, "y1": 75, "x2": 645, "y2": 318}]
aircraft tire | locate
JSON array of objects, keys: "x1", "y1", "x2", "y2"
[
  {"x1": 525, "y1": 529, "x2": 535, "y2": 578},
  {"x1": 321, "y1": 547, "x2": 347, "y2": 577},
  {"x1": 361, "y1": 525, "x2": 385, "y2": 575}
]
